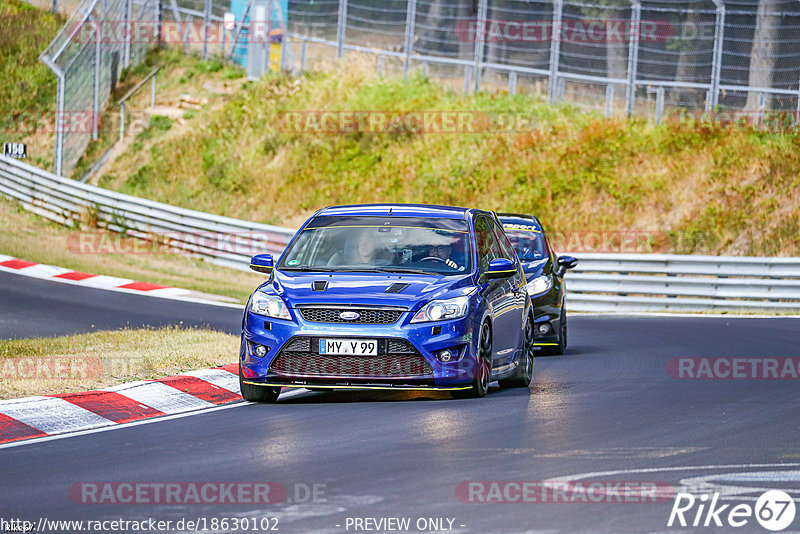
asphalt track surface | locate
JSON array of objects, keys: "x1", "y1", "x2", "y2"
[{"x1": 2, "y1": 270, "x2": 800, "y2": 533}]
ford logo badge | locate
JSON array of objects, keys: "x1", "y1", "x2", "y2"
[{"x1": 339, "y1": 311, "x2": 360, "y2": 321}]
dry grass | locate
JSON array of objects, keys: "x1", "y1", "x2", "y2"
[
  {"x1": 0, "y1": 326, "x2": 239, "y2": 399},
  {"x1": 0, "y1": 196, "x2": 266, "y2": 302},
  {"x1": 83, "y1": 51, "x2": 800, "y2": 257}
]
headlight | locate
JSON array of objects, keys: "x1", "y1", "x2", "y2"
[
  {"x1": 526, "y1": 275, "x2": 553, "y2": 296},
  {"x1": 249, "y1": 292, "x2": 291, "y2": 320},
  {"x1": 411, "y1": 295, "x2": 470, "y2": 323}
]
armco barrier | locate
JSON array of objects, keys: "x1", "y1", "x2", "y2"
[
  {"x1": 1, "y1": 155, "x2": 799, "y2": 313},
  {"x1": 567, "y1": 254, "x2": 800, "y2": 313},
  {"x1": 0, "y1": 156, "x2": 294, "y2": 271}
]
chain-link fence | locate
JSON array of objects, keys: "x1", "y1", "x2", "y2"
[
  {"x1": 39, "y1": 0, "x2": 159, "y2": 176},
  {"x1": 35, "y1": 0, "x2": 800, "y2": 176},
  {"x1": 281, "y1": 0, "x2": 800, "y2": 118}
]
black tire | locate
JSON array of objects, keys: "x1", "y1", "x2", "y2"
[
  {"x1": 541, "y1": 307, "x2": 566, "y2": 356},
  {"x1": 499, "y1": 314, "x2": 535, "y2": 388},
  {"x1": 452, "y1": 321, "x2": 492, "y2": 399},
  {"x1": 239, "y1": 363, "x2": 280, "y2": 403}
]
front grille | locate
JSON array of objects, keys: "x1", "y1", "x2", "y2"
[
  {"x1": 298, "y1": 308, "x2": 404, "y2": 324},
  {"x1": 270, "y1": 336, "x2": 432, "y2": 379},
  {"x1": 270, "y1": 353, "x2": 432, "y2": 378},
  {"x1": 387, "y1": 339, "x2": 417, "y2": 354}
]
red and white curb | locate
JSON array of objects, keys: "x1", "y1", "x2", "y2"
[
  {"x1": 0, "y1": 255, "x2": 240, "y2": 307},
  {"x1": 0, "y1": 363, "x2": 243, "y2": 445}
]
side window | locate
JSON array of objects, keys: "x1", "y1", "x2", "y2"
[
  {"x1": 475, "y1": 217, "x2": 502, "y2": 273},
  {"x1": 489, "y1": 219, "x2": 517, "y2": 262}
]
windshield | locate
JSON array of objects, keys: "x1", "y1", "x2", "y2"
[
  {"x1": 503, "y1": 227, "x2": 548, "y2": 262},
  {"x1": 277, "y1": 216, "x2": 472, "y2": 275}
]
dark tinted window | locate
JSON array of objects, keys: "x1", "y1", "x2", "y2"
[{"x1": 475, "y1": 217, "x2": 503, "y2": 273}]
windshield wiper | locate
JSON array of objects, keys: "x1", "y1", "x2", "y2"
[
  {"x1": 279, "y1": 266, "x2": 335, "y2": 272},
  {"x1": 373, "y1": 267, "x2": 435, "y2": 275}
]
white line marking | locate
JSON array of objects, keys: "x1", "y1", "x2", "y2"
[
  {"x1": 0, "y1": 402, "x2": 248, "y2": 450},
  {"x1": 544, "y1": 463, "x2": 800, "y2": 483},
  {"x1": 0, "y1": 396, "x2": 114, "y2": 435},
  {"x1": 0, "y1": 262, "x2": 243, "y2": 309},
  {"x1": 104, "y1": 381, "x2": 214, "y2": 413},
  {"x1": 78, "y1": 274, "x2": 135, "y2": 288},
  {"x1": 0, "y1": 388, "x2": 312, "y2": 450},
  {"x1": 12, "y1": 264, "x2": 71, "y2": 277}
]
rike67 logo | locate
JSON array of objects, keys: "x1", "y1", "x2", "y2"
[{"x1": 668, "y1": 490, "x2": 796, "y2": 531}]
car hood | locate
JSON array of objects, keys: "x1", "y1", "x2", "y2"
[{"x1": 260, "y1": 270, "x2": 475, "y2": 311}]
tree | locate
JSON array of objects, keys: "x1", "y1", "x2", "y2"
[{"x1": 745, "y1": 0, "x2": 778, "y2": 109}]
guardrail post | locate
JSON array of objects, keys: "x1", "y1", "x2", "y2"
[
  {"x1": 377, "y1": 54, "x2": 384, "y2": 77},
  {"x1": 710, "y1": 0, "x2": 725, "y2": 110},
  {"x1": 336, "y1": 0, "x2": 348, "y2": 59},
  {"x1": 464, "y1": 65, "x2": 472, "y2": 94},
  {"x1": 119, "y1": 103, "x2": 125, "y2": 143},
  {"x1": 402, "y1": 0, "x2": 417, "y2": 77},
  {"x1": 625, "y1": 0, "x2": 641, "y2": 116},
  {"x1": 51, "y1": 0, "x2": 58, "y2": 13},
  {"x1": 508, "y1": 70, "x2": 517, "y2": 95},
  {"x1": 548, "y1": 0, "x2": 563, "y2": 103},
  {"x1": 473, "y1": 0, "x2": 488, "y2": 92},
  {"x1": 605, "y1": 84, "x2": 614, "y2": 117},
  {"x1": 300, "y1": 39, "x2": 307, "y2": 72},
  {"x1": 655, "y1": 86, "x2": 665, "y2": 124},
  {"x1": 757, "y1": 93, "x2": 766, "y2": 129},
  {"x1": 151, "y1": 73, "x2": 157, "y2": 108}
]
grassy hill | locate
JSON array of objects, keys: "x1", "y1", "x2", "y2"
[
  {"x1": 1, "y1": 1, "x2": 798, "y2": 257},
  {"x1": 92, "y1": 57, "x2": 800, "y2": 256}
]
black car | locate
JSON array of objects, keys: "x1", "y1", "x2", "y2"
[{"x1": 498, "y1": 213, "x2": 577, "y2": 355}]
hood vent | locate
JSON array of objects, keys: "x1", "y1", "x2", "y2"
[
  {"x1": 312, "y1": 280, "x2": 329, "y2": 291},
  {"x1": 385, "y1": 282, "x2": 410, "y2": 293}
]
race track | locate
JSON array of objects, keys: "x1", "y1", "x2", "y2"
[{"x1": 1, "y1": 271, "x2": 800, "y2": 533}]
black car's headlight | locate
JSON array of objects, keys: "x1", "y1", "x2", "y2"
[
  {"x1": 410, "y1": 295, "x2": 470, "y2": 323},
  {"x1": 249, "y1": 292, "x2": 291, "y2": 320},
  {"x1": 526, "y1": 274, "x2": 553, "y2": 296}
]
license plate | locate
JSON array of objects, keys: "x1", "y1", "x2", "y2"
[{"x1": 319, "y1": 338, "x2": 377, "y2": 356}]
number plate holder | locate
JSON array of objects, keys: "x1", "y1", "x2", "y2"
[{"x1": 319, "y1": 338, "x2": 378, "y2": 356}]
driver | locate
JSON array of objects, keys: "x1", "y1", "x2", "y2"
[{"x1": 428, "y1": 240, "x2": 459, "y2": 269}]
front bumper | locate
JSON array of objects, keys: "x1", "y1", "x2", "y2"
[
  {"x1": 529, "y1": 285, "x2": 563, "y2": 349},
  {"x1": 240, "y1": 309, "x2": 480, "y2": 389}
]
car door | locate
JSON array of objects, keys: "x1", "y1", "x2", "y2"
[
  {"x1": 474, "y1": 216, "x2": 517, "y2": 368},
  {"x1": 488, "y1": 217, "x2": 526, "y2": 364}
]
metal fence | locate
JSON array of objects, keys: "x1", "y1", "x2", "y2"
[
  {"x1": 38, "y1": 0, "x2": 160, "y2": 177},
  {"x1": 33, "y1": 0, "x2": 800, "y2": 178},
  {"x1": 282, "y1": 0, "x2": 800, "y2": 117},
  {"x1": 2, "y1": 155, "x2": 800, "y2": 313}
]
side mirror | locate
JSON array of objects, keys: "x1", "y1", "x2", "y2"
[
  {"x1": 250, "y1": 254, "x2": 274, "y2": 274},
  {"x1": 555, "y1": 255, "x2": 578, "y2": 277},
  {"x1": 486, "y1": 258, "x2": 517, "y2": 279}
]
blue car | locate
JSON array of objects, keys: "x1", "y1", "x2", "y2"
[
  {"x1": 239, "y1": 204, "x2": 534, "y2": 402},
  {"x1": 498, "y1": 213, "x2": 577, "y2": 355}
]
